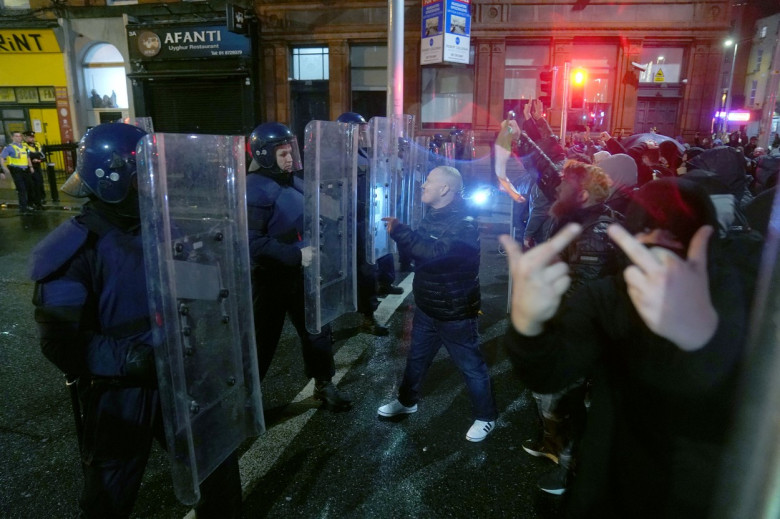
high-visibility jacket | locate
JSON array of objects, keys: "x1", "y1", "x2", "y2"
[
  {"x1": 24, "y1": 141, "x2": 44, "y2": 164},
  {"x1": 4, "y1": 143, "x2": 29, "y2": 168}
]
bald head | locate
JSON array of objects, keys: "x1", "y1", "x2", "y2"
[{"x1": 422, "y1": 166, "x2": 463, "y2": 209}]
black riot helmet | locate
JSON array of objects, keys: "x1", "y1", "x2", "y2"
[
  {"x1": 62, "y1": 123, "x2": 148, "y2": 203},
  {"x1": 249, "y1": 122, "x2": 302, "y2": 171},
  {"x1": 336, "y1": 112, "x2": 367, "y2": 125},
  {"x1": 336, "y1": 112, "x2": 371, "y2": 149}
]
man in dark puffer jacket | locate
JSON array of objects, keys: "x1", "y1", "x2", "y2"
[{"x1": 377, "y1": 166, "x2": 498, "y2": 442}]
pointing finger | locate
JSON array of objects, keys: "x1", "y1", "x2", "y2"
[
  {"x1": 525, "y1": 223, "x2": 582, "y2": 268},
  {"x1": 607, "y1": 224, "x2": 659, "y2": 273}
]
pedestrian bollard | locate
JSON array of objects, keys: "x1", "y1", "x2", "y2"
[{"x1": 46, "y1": 163, "x2": 60, "y2": 203}]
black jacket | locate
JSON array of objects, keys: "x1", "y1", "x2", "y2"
[
  {"x1": 390, "y1": 198, "x2": 480, "y2": 321},
  {"x1": 506, "y1": 233, "x2": 762, "y2": 518},
  {"x1": 551, "y1": 203, "x2": 622, "y2": 294}
]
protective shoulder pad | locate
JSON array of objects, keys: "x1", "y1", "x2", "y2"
[
  {"x1": 28, "y1": 218, "x2": 90, "y2": 281},
  {"x1": 247, "y1": 173, "x2": 281, "y2": 207}
]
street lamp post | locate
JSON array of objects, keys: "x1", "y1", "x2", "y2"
[{"x1": 723, "y1": 39, "x2": 739, "y2": 135}]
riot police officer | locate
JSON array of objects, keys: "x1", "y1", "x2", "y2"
[
  {"x1": 247, "y1": 122, "x2": 352, "y2": 411},
  {"x1": 28, "y1": 123, "x2": 241, "y2": 517},
  {"x1": 336, "y1": 111, "x2": 388, "y2": 336}
]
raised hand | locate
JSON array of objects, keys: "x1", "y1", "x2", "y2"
[
  {"x1": 499, "y1": 223, "x2": 582, "y2": 336},
  {"x1": 607, "y1": 224, "x2": 718, "y2": 351},
  {"x1": 531, "y1": 99, "x2": 544, "y2": 120},
  {"x1": 381, "y1": 216, "x2": 400, "y2": 234}
]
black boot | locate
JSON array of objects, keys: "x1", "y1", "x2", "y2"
[
  {"x1": 314, "y1": 380, "x2": 353, "y2": 412},
  {"x1": 377, "y1": 284, "x2": 404, "y2": 297},
  {"x1": 360, "y1": 315, "x2": 389, "y2": 336}
]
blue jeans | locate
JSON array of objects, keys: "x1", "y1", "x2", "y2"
[{"x1": 398, "y1": 308, "x2": 497, "y2": 422}]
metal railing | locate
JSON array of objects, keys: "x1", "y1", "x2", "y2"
[{"x1": 42, "y1": 142, "x2": 78, "y2": 183}]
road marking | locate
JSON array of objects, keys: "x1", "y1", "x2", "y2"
[{"x1": 184, "y1": 273, "x2": 414, "y2": 518}]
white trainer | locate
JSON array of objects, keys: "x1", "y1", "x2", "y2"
[
  {"x1": 377, "y1": 399, "x2": 418, "y2": 417},
  {"x1": 466, "y1": 420, "x2": 496, "y2": 442}
]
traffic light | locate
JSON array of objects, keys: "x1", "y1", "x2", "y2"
[
  {"x1": 570, "y1": 68, "x2": 587, "y2": 109},
  {"x1": 539, "y1": 68, "x2": 555, "y2": 108}
]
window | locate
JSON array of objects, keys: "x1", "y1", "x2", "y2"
[
  {"x1": 504, "y1": 45, "x2": 550, "y2": 115},
  {"x1": 292, "y1": 47, "x2": 329, "y2": 81},
  {"x1": 637, "y1": 47, "x2": 684, "y2": 84},
  {"x1": 760, "y1": 26, "x2": 767, "y2": 39},
  {"x1": 570, "y1": 44, "x2": 618, "y2": 131},
  {"x1": 749, "y1": 80, "x2": 758, "y2": 107},
  {"x1": 350, "y1": 45, "x2": 387, "y2": 118},
  {"x1": 82, "y1": 43, "x2": 128, "y2": 110},
  {"x1": 421, "y1": 66, "x2": 474, "y2": 129},
  {"x1": 0, "y1": 0, "x2": 29, "y2": 8},
  {"x1": 756, "y1": 49, "x2": 764, "y2": 72}
]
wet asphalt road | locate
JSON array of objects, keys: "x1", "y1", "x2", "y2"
[{"x1": 0, "y1": 206, "x2": 565, "y2": 518}]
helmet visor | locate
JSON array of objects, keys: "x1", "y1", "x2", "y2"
[
  {"x1": 61, "y1": 170, "x2": 92, "y2": 198},
  {"x1": 272, "y1": 137, "x2": 302, "y2": 173}
]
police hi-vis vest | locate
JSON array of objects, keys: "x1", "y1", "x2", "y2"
[
  {"x1": 5, "y1": 143, "x2": 29, "y2": 168},
  {"x1": 24, "y1": 141, "x2": 43, "y2": 162}
]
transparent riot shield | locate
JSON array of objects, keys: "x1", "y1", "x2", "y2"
[
  {"x1": 367, "y1": 114, "x2": 415, "y2": 263},
  {"x1": 303, "y1": 120, "x2": 358, "y2": 334},
  {"x1": 133, "y1": 116, "x2": 154, "y2": 134},
  {"x1": 136, "y1": 133, "x2": 264, "y2": 506},
  {"x1": 401, "y1": 136, "x2": 429, "y2": 230}
]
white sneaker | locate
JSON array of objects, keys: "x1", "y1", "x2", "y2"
[
  {"x1": 466, "y1": 420, "x2": 495, "y2": 442},
  {"x1": 377, "y1": 399, "x2": 418, "y2": 417}
]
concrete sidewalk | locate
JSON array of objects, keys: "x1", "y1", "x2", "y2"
[{"x1": 0, "y1": 175, "x2": 82, "y2": 212}]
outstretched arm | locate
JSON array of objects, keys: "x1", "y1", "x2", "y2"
[{"x1": 494, "y1": 120, "x2": 526, "y2": 203}]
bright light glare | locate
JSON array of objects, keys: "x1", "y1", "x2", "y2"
[
  {"x1": 472, "y1": 188, "x2": 491, "y2": 206},
  {"x1": 572, "y1": 69, "x2": 586, "y2": 84},
  {"x1": 715, "y1": 111, "x2": 750, "y2": 122},
  {"x1": 724, "y1": 39, "x2": 734, "y2": 47}
]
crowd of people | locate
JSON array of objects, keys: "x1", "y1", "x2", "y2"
[
  {"x1": 498, "y1": 101, "x2": 769, "y2": 516},
  {"x1": 21, "y1": 104, "x2": 775, "y2": 517}
]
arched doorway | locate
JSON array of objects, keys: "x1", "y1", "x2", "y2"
[{"x1": 82, "y1": 43, "x2": 129, "y2": 128}]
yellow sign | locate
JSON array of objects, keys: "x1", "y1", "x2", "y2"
[
  {"x1": 15, "y1": 87, "x2": 39, "y2": 103},
  {"x1": 0, "y1": 87, "x2": 16, "y2": 102},
  {"x1": 0, "y1": 29, "x2": 60, "y2": 53},
  {"x1": 654, "y1": 68, "x2": 665, "y2": 83},
  {"x1": 38, "y1": 87, "x2": 56, "y2": 102}
]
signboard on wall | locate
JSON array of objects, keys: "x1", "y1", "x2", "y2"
[
  {"x1": 127, "y1": 25, "x2": 250, "y2": 61},
  {"x1": 0, "y1": 29, "x2": 60, "y2": 53},
  {"x1": 421, "y1": 0, "x2": 471, "y2": 65}
]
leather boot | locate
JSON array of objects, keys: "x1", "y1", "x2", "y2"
[
  {"x1": 314, "y1": 380, "x2": 353, "y2": 412},
  {"x1": 360, "y1": 315, "x2": 389, "y2": 336}
]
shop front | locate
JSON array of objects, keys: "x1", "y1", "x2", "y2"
[
  {"x1": 126, "y1": 23, "x2": 256, "y2": 135},
  {"x1": 0, "y1": 27, "x2": 70, "y2": 148}
]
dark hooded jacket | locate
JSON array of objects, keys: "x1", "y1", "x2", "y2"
[
  {"x1": 389, "y1": 197, "x2": 480, "y2": 321},
  {"x1": 506, "y1": 233, "x2": 761, "y2": 518},
  {"x1": 687, "y1": 146, "x2": 753, "y2": 208},
  {"x1": 506, "y1": 178, "x2": 762, "y2": 517}
]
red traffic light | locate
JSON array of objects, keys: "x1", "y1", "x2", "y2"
[
  {"x1": 570, "y1": 68, "x2": 586, "y2": 109},
  {"x1": 572, "y1": 68, "x2": 586, "y2": 85}
]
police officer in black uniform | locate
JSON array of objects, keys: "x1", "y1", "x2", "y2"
[
  {"x1": 247, "y1": 122, "x2": 352, "y2": 411},
  {"x1": 23, "y1": 130, "x2": 46, "y2": 208},
  {"x1": 29, "y1": 123, "x2": 242, "y2": 517}
]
